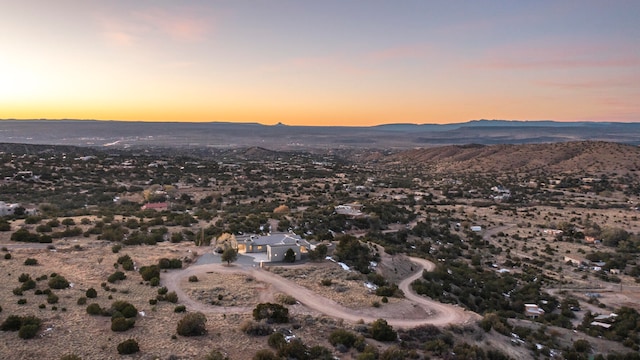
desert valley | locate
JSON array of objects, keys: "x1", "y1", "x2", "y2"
[{"x1": 0, "y1": 138, "x2": 639, "y2": 360}]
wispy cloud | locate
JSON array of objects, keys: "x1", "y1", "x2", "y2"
[
  {"x1": 135, "y1": 8, "x2": 210, "y2": 42},
  {"x1": 98, "y1": 6, "x2": 213, "y2": 47}
]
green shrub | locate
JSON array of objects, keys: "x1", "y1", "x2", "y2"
[
  {"x1": 18, "y1": 273, "x2": 31, "y2": 282},
  {"x1": 77, "y1": 297, "x2": 87, "y2": 305},
  {"x1": 86, "y1": 303, "x2": 103, "y2": 315},
  {"x1": 111, "y1": 244, "x2": 122, "y2": 253},
  {"x1": 139, "y1": 265, "x2": 160, "y2": 281},
  {"x1": 48, "y1": 275, "x2": 70, "y2": 289},
  {"x1": 267, "y1": 332, "x2": 286, "y2": 349},
  {"x1": 117, "y1": 255, "x2": 134, "y2": 271},
  {"x1": 39, "y1": 304, "x2": 46, "y2": 309},
  {"x1": 309, "y1": 345, "x2": 333, "y2": 359},
  {"x1": 169, "y1": 258, "x2": 182, "y2": 269},
  {"x1": 159, "y1": 258, "x2": 183, "y2": 269},
  {"x1": 47, "y1": 293, "x2": 59, "y2": 304},
  {"x1": 21, "y1": 279, "x2": 36, "y2": 291},
  {"x1": 188, "y1": 275, "x2": 198, "y2": 282},
  {"x1": 13, "y1": 287, "x2": 23, "y2": 296},
  {"x1": 174, "y1": 305, "x2": 186, "y2": 313},
  {"x1": 18, "y1": 324, "x2": 39, "y2": 339},
  {"x1": 165, "y1": 291, "x2": 179, "y2": 303},
  {"x1": 1, "y1": 315, "x2": 23, "y2": 331},
  {"x1": 149, "y1": 277, "x2": 160, "y2": 286},
  {"x1": 117, "y1": 339, "x2": 140, "y2": 355},
  {"x1": 121, "y1": 260, "x2": 134, "y2": 271},
  {"x1": 1, "y1": 315, "x2": 41, "y2": 339},
  {"x1": 4, "y1": 253, "x2": 10, "y2": 259},
  {"x1": 17, "y1": 298, "x2": 27, "y2": 305},
  {"x1": 240, "y1": 320, "x2": 272, "y2": 336},
  {"x1": 278, "y1": 339, "x2": 309, "y2": 360},
  {"x1": 158, "y1": 258, "x2": 171, "y2": 269},
  {"x1": 176, "y1": 312, "x2": 207, "y2": 336},
  {"x1": 329, "y1": 329, "x2": 357, "y2": 348},
  {"x1": 107, "y1": 271, "x2": 126, "y2": 283},
  {"x1": 24, "y1": 258, "x2": 38, "y2": 266},
  {"x1": 158, "y1": 287, "x2": 168, "y2": 295},
  {"x1": 111, "y1": 317, "x2": 135, "y2": 332},
  {"x1": 370, "y1": 319, "x2": 397, "y2": 341},
  {"x1": 111, "y1": 301, "x2": 137, "y2": 318},
  {"x1": 253, "y1": 349, "x2": 279, "y2": 360},
  {"x1": 86, "y1": 287, "x2": 97, "y2": 298},
  {"x1": 253, "y1": 303, "x2": 289, "y2": 323}
]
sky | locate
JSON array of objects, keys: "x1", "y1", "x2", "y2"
[{"x1": 1, "y1": 1, "x2": 639, "y2": 126}]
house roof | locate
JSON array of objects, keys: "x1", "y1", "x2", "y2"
[
  {"x1": 246, "y1": 233, "x2": 302, "y2": 246},
  {"x1": 141, "y1": 202, "x2": 168, "y2": 210}
]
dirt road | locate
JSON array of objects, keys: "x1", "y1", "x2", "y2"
[{"x1": 162, "y1": 257, "x2": 479, "y2": 329}]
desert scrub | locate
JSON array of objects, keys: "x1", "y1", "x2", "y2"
[
  {"x1": 240, "y1": 320, "x2": 272, "y2": 336},
  {"x1": 117, "y1": 339, "x2": 140, "y2": 355},
  {"x1": 111, "y1": 317, "x2": 135, "y2": 332},
  {"x1": 85, "y1": 287, "x2": 97, "y2": 298},
  {"x1": 48, "y1": 274, "x2": 70, "y2": 289},
  {"x1": 176, "y1": 312, "x2": 207, "y2": 336},
  {"x1": 276, "y1": 294, "x2": 297, "y2": 305}
]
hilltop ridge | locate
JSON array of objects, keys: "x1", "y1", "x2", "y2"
[{"x1": 1, "y1": 119, "x2": 639, "y2": 149}]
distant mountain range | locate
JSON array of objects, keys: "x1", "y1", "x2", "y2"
[{"x1": 0, "y1": 119, "x2": 639, "y2": 149}]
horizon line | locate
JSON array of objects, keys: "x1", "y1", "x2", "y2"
[{"x1": 0, "y1": 118, "x2": 633, "y2": 127}]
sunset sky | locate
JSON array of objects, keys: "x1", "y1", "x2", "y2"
[{"x1": 1, "y1": 1, "x2": 639, "y2": 126}]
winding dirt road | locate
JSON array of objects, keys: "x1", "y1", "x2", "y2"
[{"x1": 162, "y1": 257, "x2": 480, "y2": 329}]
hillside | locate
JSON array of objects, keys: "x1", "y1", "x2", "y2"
[{"x1": 386, "y1": 141, "x2": 640, "y2": 175}]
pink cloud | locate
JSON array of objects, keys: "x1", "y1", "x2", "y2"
[
  {"x1": 98, "y1": 6, "x2": 212, "y2": 46},
  {"x1": 134, "y1": 8, "x2": 210, "y2": 42}
]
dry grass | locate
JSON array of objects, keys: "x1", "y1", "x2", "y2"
[
  {"x1": 0, "y1": 240, "x2": 341, "y2": 359},
  {"x1": 268, "y1": 262, "x2": 395, "y2": 309},
  {"x1": 182, "y1": 272, "x2": 264, "y2": 307}
]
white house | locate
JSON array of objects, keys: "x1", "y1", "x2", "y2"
[{"x1": 237, "y1": 233, "x2": 310, "y2": 262}]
